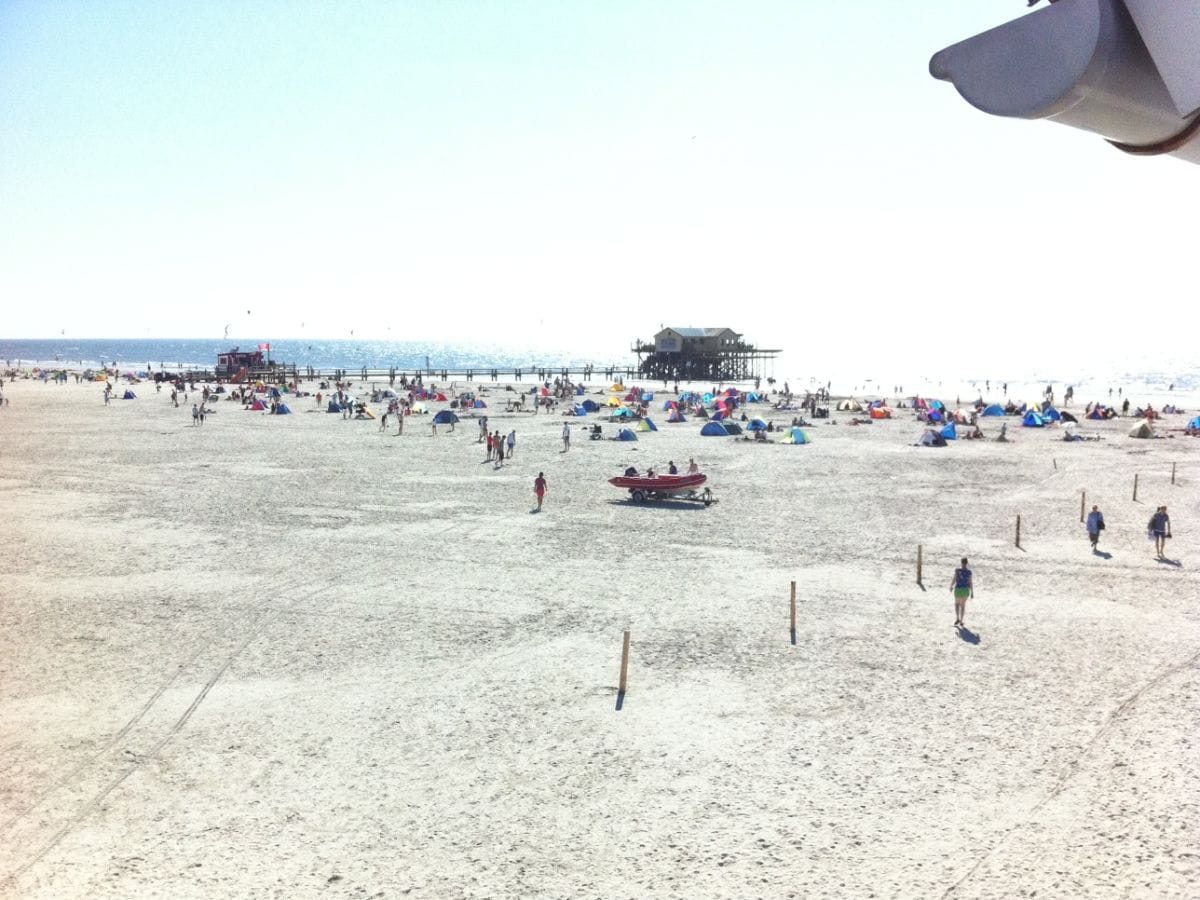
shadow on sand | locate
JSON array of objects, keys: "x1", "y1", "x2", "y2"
[
  {"x1": 1156, "y1": 556, "x2": 1182, "y2": 567},
  {"x1": 1093, "y1": 549, "x2": 1113, "y2": 560},
  {"x1": 615, "y1": 689, "x2": 626, "y2": 711},
  {"x1": 957, "y1": 625, "x2": 981, "y2": 645},
  {"x1": 605, "y1": 499, "x2": 711, "y2": 512}
]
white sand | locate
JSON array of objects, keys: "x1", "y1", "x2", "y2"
[{"x1": 2, "y1": 377, "x2": 1198, "y2": 899}]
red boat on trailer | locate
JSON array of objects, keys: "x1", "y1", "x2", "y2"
[{"x1": 608, "y1": 472, "x2": 715, "y2": 506}]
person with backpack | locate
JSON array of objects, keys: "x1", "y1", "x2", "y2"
[
  {"x1": 1086, "y1": 505, "x2": 1106, "y2": 551},
  {"x1": 1149, "y1": 506, "x2": 1172, "y2": 559},
  {"x1": 950, "y1": 557, "x2": 974, "y2": 627}
]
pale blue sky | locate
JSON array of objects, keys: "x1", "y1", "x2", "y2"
[{"x1": 2, "y1": 1, "x2": 1196, "y2": 375}]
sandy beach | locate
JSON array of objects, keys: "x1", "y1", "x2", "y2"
[{"x1": 2, "y1": 375, "x2": 1198, "y2": 899}]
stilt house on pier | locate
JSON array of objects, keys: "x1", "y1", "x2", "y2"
[{"x1": 632, "y1": 327, "x2": 780, "y2": 382}]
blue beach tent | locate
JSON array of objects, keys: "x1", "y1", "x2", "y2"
[
  {"x1": 611, "y1": 407, "x2": 635, "y2": 418},
  {"x1": 572, "y1": 404, "x2": 588, "y2": 416},
  {"x1": 432, "y1": 410, "x2": 459, "y2": 425},
  {"x1": 941, "y1": 423, "x2": 958, "y2": 440},
  {"x1": 982, "y1": 404, "x2": 1005, "y2": 416},
  {"x1": 782, "y1": 426, "x2": 810, "y2": 444},
  {"x1": 667, "y1": 410, "x2": 686, "y2": 423},
  {"x1": 722, "y1": 421, "x2": 744, "y2": 435},
  {"x1": 1042, "y1": 406, "x2": 1062, "y2": 421},
  {"x1": 746, "y1": 418, "x2": 768, "y2": 431},
  {"x1": 275, "y1": 403, "x2": 292, "y2": 414},
  {"x1": 701, "y1": 421, "x2": 728, "y2": 436},
  {"x1": 1022, "y1": 411, "x2": 1046, "y2": 427},
  {"x1": 581, "y1": 399, "x2": 601, "y2": 412},
  {"x1": 122, "y1": 390, "x2": 136, "y2": 399},
  {"x1": 617, "y1": 428, "x2": 638, "y2": 441},
  {"x1": 1189, "y1": 415, "x2": 1200, "y2": 430},
  {"x1": 327, "y1": 401, "x2": 342, "y2": 413}
]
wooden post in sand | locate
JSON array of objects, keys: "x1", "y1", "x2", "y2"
[
  {"x1": 1133, "y1": 473, "x2": 1139, "y2": 502},
  {"x1": 1015, "y1": 515, "x2": 1022, "y2": 548},
  {"x1": 618, "y1": 630, "x2": 630, "y2": 695},
  {"x1": 790, "y1": 581, "x2": 797, "y2": 644},
  {"x1": 1171, "y1": 462, "x2": 1176, "y2": 485},
  {"x1": 1053, "y1": 457, "x2": 1058, "y2": 471},
  {"x1": 1080, "y1": 491, "x2": 1086, "y2": 523},
  {"x1": 917, "y1": 545, "x2": 923, "y2": 585}
]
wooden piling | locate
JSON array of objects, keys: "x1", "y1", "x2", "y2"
[
  {"x1": 917, "y1": 544, "x2": 923, "y2": 585},
  {"x1": 1016, "y1": 515, "x2": 1022, "y2": 548},
  {"x1": 1171, "y1": 462, "x2": 1176, "y2": 485},
  {"x1": 1133, "y1": 473, "x2": 1139, "y2": 502},
  {"x1": 618, "y1": 630, "x2": 630, "y2": 694},
  {"x1": 789, "y1": 581, "x2": 796, "y2": 643},
  {"x1": 1080, "y1": 491, "x2": 1086, "y2": 523},
  {"x1": 1053, "y1": 457, "x2": 1058, "y2": 470}
]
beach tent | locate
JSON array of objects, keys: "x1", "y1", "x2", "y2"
[
  {"x1": 917, "y1": 429, "x2": 947, "y2": 447},
  {"x1": 869, "y1": 407, "x2": 892, "y2": 419},
  {"x1": 327, "y1": 401, "x2": 342, "y2": 413},
  {"x1": 678, "y1": 392, "x2": 700, "y2": 404},
  {"x1": 275, "y1": 403, "x2": 292, "y2": 415},
  {"x1": 641, "y1": 392, "x2": 653, "y2": 402},
  {"x1": 635, "y1": 418, "x2": 658, "y2": 432},
  {"x1": 941, "y1": 422, "x2": 958, "y2": 440},
  {"x1": 952, "y1": 409, "x2": 971, "y2": 424},
  {"x1": 701, "y1": 421, "x2": 728, "y2": 436},
  {"x1": 1042, "y1": 406, "x2": 1063, "y2": 421},
  {"x1": 376, "y1": 389, "x2": 398, "y2": 399},
  {"x1": 617, "y1": 428, "x2": 638, "y2": 441},
  {"x1": 927, "y1": 409, "x2": 944, "y2": 423},
  {"x1": 432, "y1": 410, "x2": 459, "y2": 425},
  {"x1": 611, "y1": 407, "x2": 635, "y2": 418},
  {"x1": 411, "y1": 402, "x2": 429, "y2": 414},
  {"x1": 710, "y1": 410, "x2": 727, "y2": 421},
  {"x1": 571, "y1": 404, "x2": 588, "y2": 416},
  {"x1": 610, "y1": 383, "x2": 624, "y2": 392},
  {"x1": 666, "y1": 410, "x2": 687, "y2": 423},
  {"x1": 837, "y1": 399, "x2": 864, "y2": 412},
  {"x1": 1059, "y1": 411, "x2": 1078, "y2": 423},
  {"x1": 122, "y1": 390, "x2": 136, "y2": 399},
  {"x1": 1087, "y1": 407, "x2": 1109, "y2": 420},
  {"x1": 1189, "y1": 415, "x2": 1200, "y2": 430},
  {"x1": 662, "y1": 400, "x2": 679, "y2": 411},
  {"x1": 746, "y1": 418, "x2": 768, "y2": 431},
  {"x1": 434, "y1": 393, "x2": 447, "y2": 402},
  {"x1": 581, "y1": 399, "x2": 601, "y2": 413},
  {"x1": 472, "y1": 400, "x2": 487, "y2": 408},
  {"x1": 1128, "y1": 421, "x2": 1155, "y2": 439},
  {"x1": 745, "y1": 392, "x2": 762, "y2": 402},
  {"x1": 250, "y1": 398, "x2": 268, "y2": 411},
  {"x1": 695, "y1": 407, "x2": 709, "y2": 419},
  {"x1": 982, "y1": 404, "x2": 1006, "y2": 416},
  {"x1": 606, "y1": 396, "x2": 623, "y2": 408},
  {"x1": 1022, "y1": 411, "x2": 1046, "y2": 427},
  {"x1": 781, "y1": 426, "x2": 810, "y2": 444},
  {"x1": 722, "y1": 421, "x2": 744, "y2": 435}
]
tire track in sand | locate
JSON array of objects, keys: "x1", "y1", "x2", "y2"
[
  {"x1": 940, "y1": 645, "x2": 1200, "y2": 898},
  {"x1": 2, "y1": 574, "x2": 363, "y2": 887}
]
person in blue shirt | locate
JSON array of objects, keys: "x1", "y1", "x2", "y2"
[
  {"x1": 1086, "y1": 505, "x2": 1105, "y2": 551},
  {"x1": 1149, "y1": 506, "x2": 1171, "y2": 559},
  {"x1": 950, "y1": 558, "x2": 973, "y2": 627}
]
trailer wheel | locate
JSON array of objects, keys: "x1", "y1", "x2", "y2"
[{"x1": 631, "y1": 490, "x2": 647, "y2": 503}]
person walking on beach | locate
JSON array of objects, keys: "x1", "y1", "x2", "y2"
[
  {"x1": 506, "y1": 429, "x2": 516, "y2": 458},
  {"x1": 1149, "y1": 506, "x2": 1171, "y2": 559},
  {"x1": 103, "y1": 387, "x2": 110, "y2": 406},
  {"x1": 192, "y1": 403, "x2": 200, "y2": 426},
  {"x1": 1086, "y1": 505, "x2": 1105, "y2": 551},
  {"x1": 562, "y1": 421, "x2": 570, "y2": 451},
  {"x1": 950, "y1": 557, "x2": 973, "y2": 627},
  {"x1": 534, "y1": 472, "x2": 547, "y2": 510},
  {"x1": 494, "y1": 430, "x2": 504, "y2": 467}
]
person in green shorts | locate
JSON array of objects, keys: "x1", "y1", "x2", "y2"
[{"x1": 950, "y1": 557, "x2": 973, "y2": 627}]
